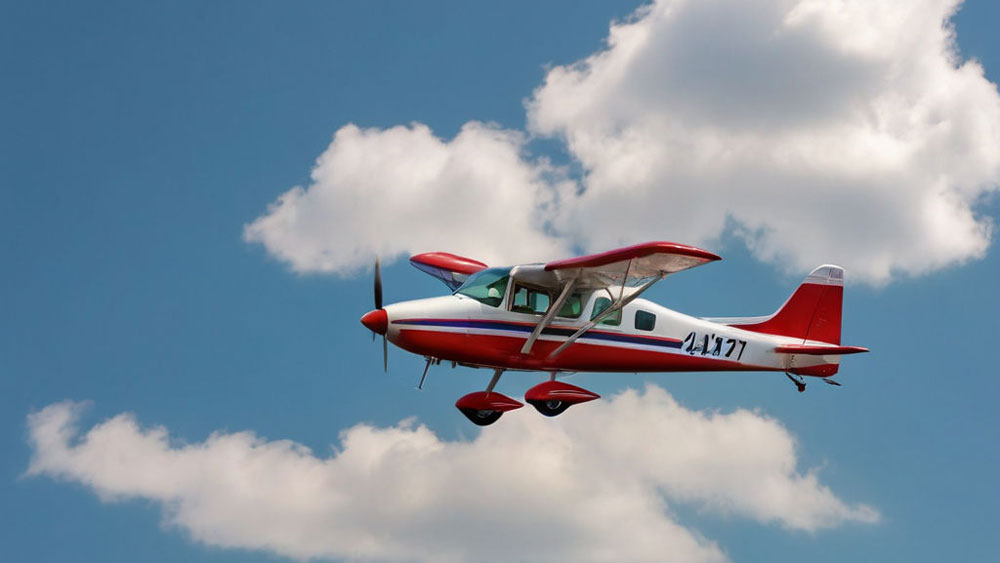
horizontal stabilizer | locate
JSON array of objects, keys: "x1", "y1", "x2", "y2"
[{"x1": 775, "y1": 344, "x2": 869, "y2": 355}]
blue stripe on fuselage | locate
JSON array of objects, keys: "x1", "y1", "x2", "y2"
[{"x1": 393, "y1": 318, "x2": 682, "y2": 349}]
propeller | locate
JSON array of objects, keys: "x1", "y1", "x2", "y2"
[
  {"x1": 374, "y1": 256, "x2": 387, "y2": 372},
  {"x1": 374, "y1": 256, "x2": 383, "y2": 310},
  {"x1": 360, "y1": 256, "x2": 389, "y2": 372}
]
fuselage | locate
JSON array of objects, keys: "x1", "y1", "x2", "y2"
[{"x1": 381, "y1": 289, "x2": 838, "y2": 376}]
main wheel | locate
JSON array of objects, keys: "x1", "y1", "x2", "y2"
[
  {"x1": 459, "y1": 408, "x2": 503, "y2": 426},
  {"x1": 527, "y1": 399, "x2": 572, "y2": 417}
]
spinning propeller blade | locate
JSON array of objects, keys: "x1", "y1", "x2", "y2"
[
  {"x1": 374, "y1": 256, "x2": 383, "y2": 310},
  {"x1": 374, "y1": 256, "x2": 387, "y2": 372}
]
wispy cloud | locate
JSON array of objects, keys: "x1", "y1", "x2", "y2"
[
  {"x1": 27, "y1": 386, "x2": 877, "y2": 563},
  {"x1": 246, "y1": 0, "x2": 1000, "y2": 284}
]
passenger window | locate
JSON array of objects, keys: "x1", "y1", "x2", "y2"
[
  {"x1": 557, "y1": 293, "x2": 584, "y2": 318},
  {"x1": 511, "y1": 285, "x2": 551, "y2": 315},
  {"x1": 635, "y1": 310, "x2": 656, "y2": 331},
  {"x1": 590, "y1": 297, "x2": 621, "y2": 326}
]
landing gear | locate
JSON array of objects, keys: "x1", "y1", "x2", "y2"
[
  {"x1": 785, "y1": 372, "x2": 806, "y2": 393},
  {"x1": 453, "y1": 370, "x2": 601, "y2": 425},
  {"x1": 454, "y1": 368, "x2": 523, "y2": 426},
  {"x1": 524, "y1": 380, "x2": 600, "y2": 417}
]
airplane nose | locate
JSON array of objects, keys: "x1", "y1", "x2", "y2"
[{"x1": 360, "y1": 309, "x2": 388, "y2": 335}]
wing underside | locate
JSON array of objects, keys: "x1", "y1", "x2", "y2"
[
  {"x1": 410, "y1": 252, "x2": 488, "y2": 290},
  {"x1": 544, "y1": 241, "x2": 721, "y2": 288}
]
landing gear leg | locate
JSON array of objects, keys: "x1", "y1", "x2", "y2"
[
  {"x1": 785, "y1": 372, "x2": 806, "y2": 393},
  {"x1": 485, "y1": 368, "x2": 503, "y2": 394},
  {"x1": 417, "y1": 357, "x2": 432, "y2": 390}
]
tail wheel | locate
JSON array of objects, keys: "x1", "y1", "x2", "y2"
[
  {"x1": 458, "y1": 408, "x2": 503, "y2": 426},
  {"x1": 527, "y1": 399, "x2": 572, "y2": 417}
]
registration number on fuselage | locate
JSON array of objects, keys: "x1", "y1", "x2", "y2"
[{"x1": 682, "y1": 331, "x2": 747, "y2": 361}]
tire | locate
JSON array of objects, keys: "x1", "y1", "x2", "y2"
[
  {"x1": 527, "y1": 399, "x2": 571, "y2": 417},
  {"x1": 459, "y1": 408, "x2": 503, "y2": 426}
]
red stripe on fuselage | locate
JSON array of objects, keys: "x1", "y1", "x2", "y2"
[{"x1": 393, "y1": 328, "x2": 773, "y2": 373}]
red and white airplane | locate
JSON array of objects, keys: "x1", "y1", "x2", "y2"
[{"x1": 360, "y1": 242, "x2": 867, "y2": 426}]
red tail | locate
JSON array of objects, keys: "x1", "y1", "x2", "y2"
[{"x1": 730, "y1": 265, "x2": 844, "y2": 344}]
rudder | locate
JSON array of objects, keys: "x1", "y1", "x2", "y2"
[{"x1": 730, "y1": 265, "x2": 844, "y2": 344}]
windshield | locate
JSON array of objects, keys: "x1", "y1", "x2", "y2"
[{"x1": 454, "y1": 267, "x2": 511, "y2": 307}]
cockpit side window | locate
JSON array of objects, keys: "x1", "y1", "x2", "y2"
[
  {"x1": 511, "y1": 284, "x2": 551, "y2": 315},
  {"x1": 590, "y1": 296, "x2": 621, "y2": 326},
  {"x1": 454, "y1": 267, "x2": 511, "y2": 307},
  {"x1": 556, "y1": 292, "x2": 585, "y2": 318}
]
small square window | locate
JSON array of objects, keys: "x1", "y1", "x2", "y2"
[{"x1": 635, "y1": 310, "x2": 656, "y2": 331}]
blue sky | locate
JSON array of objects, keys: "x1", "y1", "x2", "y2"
[{"x1": 3, "y1": 1, "x2": 999, "y2": 562}]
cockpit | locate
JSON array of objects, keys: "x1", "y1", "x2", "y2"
[
  {"x1": 453, "y1": 267, "x2": 511, "y2": 307},
  {"x1": 455, "y1": 265, "x2": 625, "y2": 326}
]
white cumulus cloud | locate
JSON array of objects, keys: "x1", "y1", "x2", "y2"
[
  {"x1": 528, "y1": 0, "x2": 1000, "y2": 284},
  {"x1": 27, "y1": 386, "x2": 877, "y2": 563},
  {"x1": 244, "y1": 122, "x2": 573, "y2": 275},
  {"x1": 246, "y1": 0, "x2": 1000, "y2": 284}
]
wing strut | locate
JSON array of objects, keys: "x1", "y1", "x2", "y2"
[
  {"x1": 548, "y1": 271, "x2": 662, "y2": 359},
  {"x1": 618, "y1": 259, "x2": 632, "y2": 302},
  {"x1": 520, "y1": 277, "x2": 578, "y2": 355}
]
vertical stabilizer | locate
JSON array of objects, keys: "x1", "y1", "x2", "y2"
[{"x1": 729, "y1": 265, "x2": 844, "y2": 344}]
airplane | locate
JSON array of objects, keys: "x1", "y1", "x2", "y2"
[{"x1": 360, "y1": 241, "x2": 868, "y2": 426}]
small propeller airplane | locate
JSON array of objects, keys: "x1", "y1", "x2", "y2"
[{"x1": 360, "y1": 241, "x2": 868, "y2": 426}]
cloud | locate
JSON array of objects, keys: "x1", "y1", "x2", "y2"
[
  {"x1": 247, "y1": 0, "x2": 1000, "y2": 284},
  {"x1": 27, "y1": 386, "x2": 877, "y2": 563},
  {"x1": 244, "y1": 122, "x2": 573, "y2": 275},
  {"x1": 528, "y1": 0, "x2": 1000, "y2": 284}
]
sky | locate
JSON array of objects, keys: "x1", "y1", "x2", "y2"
[{"x1": 2, "y1": 1, "x2": 999, "y2": 562}]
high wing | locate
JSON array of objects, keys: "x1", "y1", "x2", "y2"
[
  {"x1": 544, "y1": 241, "x2": 721, "y2": 287},
  {"x1": 515, "y1": 241, "x2": 721, "y2": 356},
  {"x1": 410, "y1": 252, "x2": 488, "y2": 290}
]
